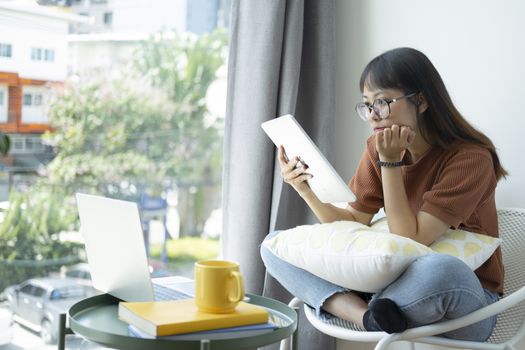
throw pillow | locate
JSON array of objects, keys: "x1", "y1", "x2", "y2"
[{"x1": 262, "y1": 219, "x2": 500, "y2": 293}]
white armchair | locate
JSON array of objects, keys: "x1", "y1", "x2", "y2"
[{"x1": 283, "y1": 208, "x2": 525, "y2": 350}]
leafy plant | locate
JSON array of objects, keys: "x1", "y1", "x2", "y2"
[
  {"x1": 0, "y1": 132, "x2": 9, "y2": 156},
  {"x1": 0, "y1": 188, "x2": 81, "y2": 290}
]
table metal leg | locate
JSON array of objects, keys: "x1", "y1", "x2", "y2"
[
  {"x1": 200, "y1": 339, "x2": 210, "y2": 350},
  {"x1": 58, "y1": 313, "x2": 67, "y2": 350},
  {"x1": 292, "y1": 306, "x2": 299, "y2": 350},
  {"x1": 58, "y1": 313, "x2": 74, "y2": 350}
]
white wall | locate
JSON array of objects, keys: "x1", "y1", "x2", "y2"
[
  {"x1": 335, "y1": 0, "x2": 525, "y2": 210},
  {"x1": 112, "y1": 0, "x2": 186, "y2": 34},
  {"x1": 68, "y1": 38, "x2": 140, "y2": 75},
  {"x1": 0, "y1": 8, "x2": 70, "y2": 81}
]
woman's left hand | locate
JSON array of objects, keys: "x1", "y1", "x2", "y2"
[{"x1": 375, "y1": 124, "x2": 416, "y2": 161}]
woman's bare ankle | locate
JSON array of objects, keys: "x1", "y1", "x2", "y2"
[{"x1": 322, "y1": 291, "x2": 368, "y2": 327}]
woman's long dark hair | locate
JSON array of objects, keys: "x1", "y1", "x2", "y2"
[{"x1": 359, "y1": 47, "x2": 507, "y2": 180}]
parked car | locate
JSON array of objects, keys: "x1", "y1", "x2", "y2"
[
  {"x1": 3, "y1": 277, "x2": 95, "y2": 344},
  {"x1": 0, "y1": 307, "x2": 14, "y2": 346},
  {"x1": 60, "y1": 263, "x2": 92, "y2": 285}
]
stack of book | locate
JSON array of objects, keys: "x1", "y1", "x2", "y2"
[{"x1": 118, "y1": 298, "x2": 277, "y2": 340}]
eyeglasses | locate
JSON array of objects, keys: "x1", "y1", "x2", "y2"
[{"x1": 355, "y1": 92, "x2": 417, "y2": 121}]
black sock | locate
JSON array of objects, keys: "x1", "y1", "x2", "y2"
[
  {"x1": 362, "y1": 309, "x2": 378, "y2": 331},
  {"x1": 365, "y1": 298, "x2": 407, "y2": 334}
]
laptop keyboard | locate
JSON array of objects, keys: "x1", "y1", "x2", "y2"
[{"x1": 153, "y1": 283, "x2": 192, "y2": 301}]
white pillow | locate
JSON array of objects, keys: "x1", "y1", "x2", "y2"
[{"x1": 262, "y1": 218, "x2": 501, "y2": 293}]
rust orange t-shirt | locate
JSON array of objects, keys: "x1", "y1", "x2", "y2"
[{"x1": 348, "y1": 135, "x2": 504, "y2": 295}]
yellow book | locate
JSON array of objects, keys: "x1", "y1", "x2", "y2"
[{"x1": 118, "y1": 298, "x2": 269, "y2": 336}]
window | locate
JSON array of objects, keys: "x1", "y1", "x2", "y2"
[
  {"x1": 19, "y1": 284, "x2": 45, "y2": 297},
  {"x1": 23, "y1": 94, "x2": 32, "y2": 106},
  {"x1": 32, "y1": 286, "x2": 46, "y2": 297},
  {"x1": 33, "y1": 94, "x2": 43, "y2": 106},
  {"x1": 25, "y1": 137, "x2": 44, "y2": 152},
  {"x1": 19, "y1": 284, "x2": 35, "y2": 294},
  {"x1": 12, "y1": 138, "x2": 24, "y2": 152},
  {"x1": 4, "y1": 2, "x2": 230, "y2": 309},
  {"x1": 31, "y1": 47, "x2": 55, "y2": 62},
  {"x1": 44, "y1": 49, "x2": 55, "y2": 62},
  {"x1": 31, "y1": 48, "x2": 42, "y2": 61},
  {"x1": 10, "y1": 136, "x2": 45, "y2": 154},
  {"x1": 23, "y1": 93, "x2": 43, "y2": 107},
  {"x1": 0, "y1": 43, "x2": 12, "y2": 58},
  {"x1": 0, "y1": 91, "x2": 4, "y2": 105},
  {"x1": 103, "y1": 12, "x2": 113, "y2": 25}
]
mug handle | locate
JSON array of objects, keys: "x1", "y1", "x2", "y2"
[{"x1": 228, "y1": 271, "x2": 245, "y2": 303}]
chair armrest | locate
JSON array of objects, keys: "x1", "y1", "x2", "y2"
[{"x1": 389, "y1": 285, "x2": 525, "y2": 341}]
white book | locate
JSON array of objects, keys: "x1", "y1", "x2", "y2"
[{"x1": 127, "y1": 322, "x2": 278, "y2": 340}]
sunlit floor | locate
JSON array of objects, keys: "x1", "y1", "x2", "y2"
[{"x1": 3, "y1": 323, "x2": 111, "y2": 350}]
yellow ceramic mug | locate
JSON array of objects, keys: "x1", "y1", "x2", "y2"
[{"x1": 194, "y1": 260, "x2": 245, "y2": 313}]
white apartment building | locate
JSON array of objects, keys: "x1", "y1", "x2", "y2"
[
  {"x1": 0, "y1": 0, "x2": 85, "y2": 197},
  {"x1": 69, "y1": 0, "x2": 187, "y2": 34},
  {"x1": 0, "y1": 0, "x2": 85, "y2": 126}
]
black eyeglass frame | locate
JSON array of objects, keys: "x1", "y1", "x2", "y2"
[{"x1": 355, "y1": 92, "x2": 417, "y2": 121}]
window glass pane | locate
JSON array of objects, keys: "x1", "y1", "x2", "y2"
[
  {"x1": 0, "y1": 91, "x2": 4, "y2": 105},
  {"x1": 32, "y1": 286, "x2": 46, "y2": 297},
  {"x1": 23, "y1": 94, "x2": 32, "y2": 106},
  {"x1": 19, "y1": 284, "x2": 34, "y2": 294},
  {"x1": 2, "y1": 3, "x2": 230, "y2": 331},
  {"x1": 0, "y1": 43, "x2": 12, "y2": 57},
  {"x1": 12, "y1": 138, "x2": 23, "y2": 152},
  {"x1": 65, "y1": 270, "x2": 80, "y2": 278},
  {"x1": 31, "y1": 48, "x2": 41, "y2": 60},
  {"x1": 34, "y1": 94, "x2": 42, "y2": 106},
  {"x1": 44, "y1": 49, "x2": 55, "y2": 62},
  {"x1": 103, "y1": 12, "x2": 112, "y2": 25}
]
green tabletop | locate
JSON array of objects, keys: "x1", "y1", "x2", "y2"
[{"x1": 61, "y1": 293, "x2": 298, "y2": 350}]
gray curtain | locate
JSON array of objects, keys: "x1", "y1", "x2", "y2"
[{"x1": 223, "y1": 1, "x2": 336, "y2": 349}]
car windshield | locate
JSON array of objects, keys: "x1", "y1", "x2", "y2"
[{"x1": 50, "y1": 286, "x2": 86, "y2": 300}]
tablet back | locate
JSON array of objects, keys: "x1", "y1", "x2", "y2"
[{"x1": 261, "y1": 114, "x2": 355, "y2": 203}]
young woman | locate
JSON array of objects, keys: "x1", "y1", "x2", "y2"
[{"x1": 260, "y1": 47, "x2": 506, "y2": 341}]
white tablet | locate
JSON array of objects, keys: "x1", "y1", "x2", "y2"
[{"x1": 261, "y1": 114, "x2": 355, "y2": 203}]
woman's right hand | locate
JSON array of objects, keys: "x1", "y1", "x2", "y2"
[{"x1": 278, "y1": 146, "x2": 313, "y2": 197}]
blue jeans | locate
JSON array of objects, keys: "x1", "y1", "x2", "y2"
[{"x1": 260, "y1": 231, "x2": 499, "y2": 341}]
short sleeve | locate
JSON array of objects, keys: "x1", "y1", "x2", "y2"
[
  {"x1": 420, "y1": 149, "x2": 497, "y2": 228},
  {"x1": 348, "y1": 136, "x2": 383, "y2": 214}
]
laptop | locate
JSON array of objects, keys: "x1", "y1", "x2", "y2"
[
  {"x1": 76, "y1": 193, "x2": 194, "y2": 302},
  {"x1": 261, "y1": 114, "x2": 355, "y2": 203}
]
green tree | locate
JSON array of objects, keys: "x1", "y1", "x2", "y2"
[
  {"x1": 43, "y1": 70, "x2": 175, "y2": 196},
  {"x1": 44, "y1": 29, "x2": 228, "y2": 195},
  {"x1": 132, "y1": 29, "x2": 227, "y2": 182}
]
